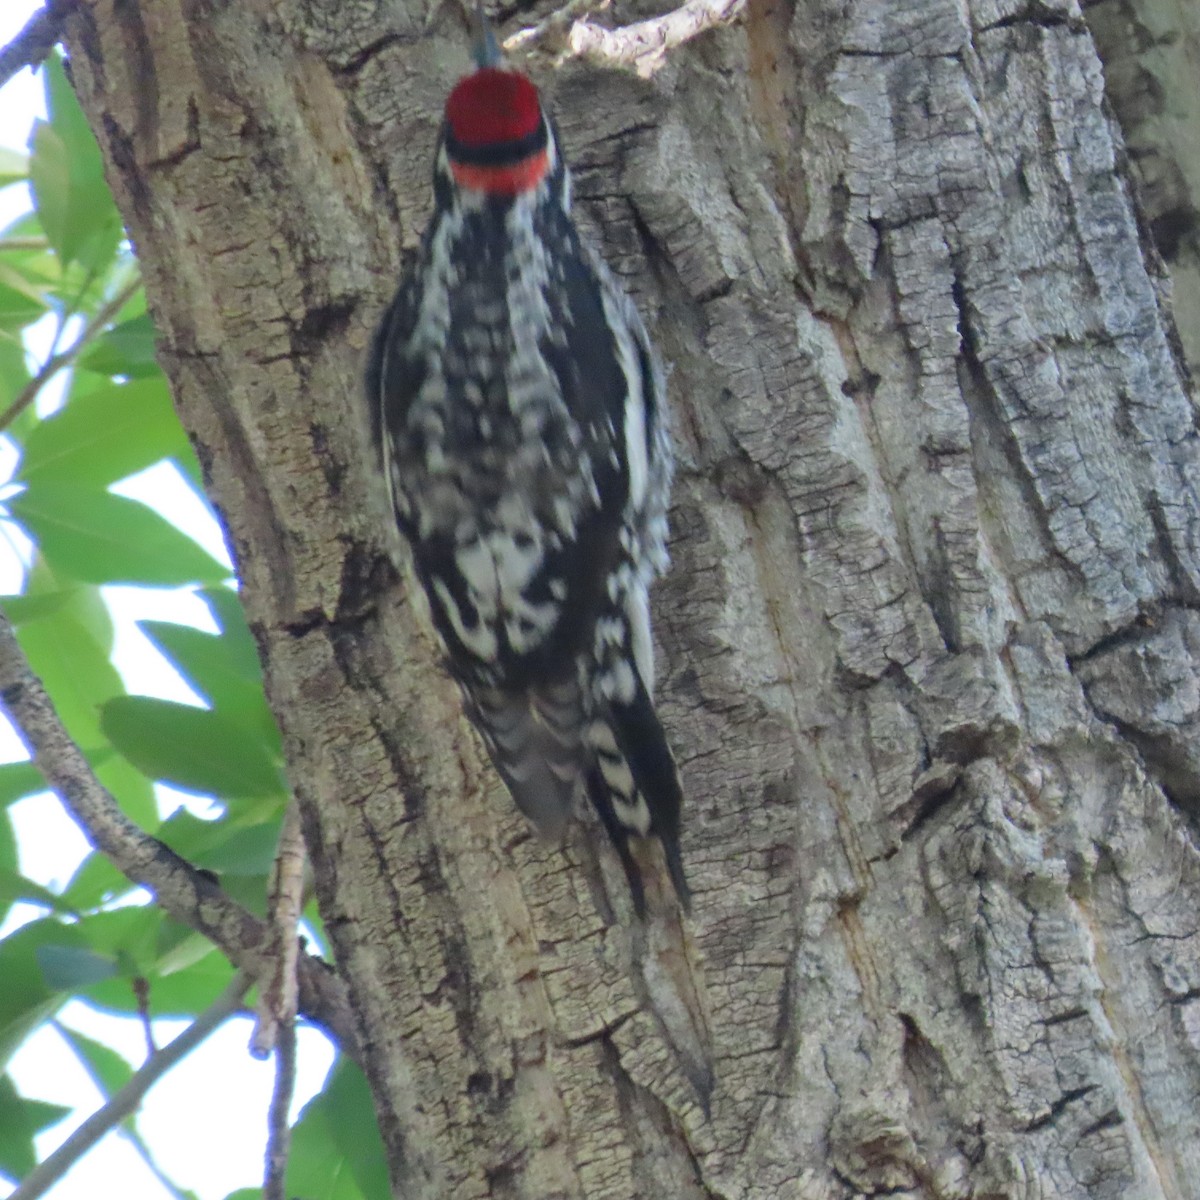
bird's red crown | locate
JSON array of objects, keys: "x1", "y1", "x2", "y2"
[{"x1": 445, "y1": 68, "x2": 542, "y2": 149}]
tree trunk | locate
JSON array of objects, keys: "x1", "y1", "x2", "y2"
[{"x1": 62, "y1": 0, "x2": 1200, "y2": 1195}]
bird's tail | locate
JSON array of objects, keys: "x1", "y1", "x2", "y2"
[
  {"x1": 463, "y1": 659, "x2": 689, "y2": 915},
  {"x1": 585, "y1": 675, "x2": 689, "y2": 914},
  {"x1": 464, "y1": 676, "x2": 586, "y2": 841}
]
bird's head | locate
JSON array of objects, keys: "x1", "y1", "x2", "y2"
[
  {"x1": 441, "y1": 66, "x2": 556, "y2": 199},
  {"x1": 435, "y1": 2, "x2": 565, "y2": 203}
]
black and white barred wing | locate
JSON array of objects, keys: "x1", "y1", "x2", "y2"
[{"x1": 549, "y1": 241, "x2": 689, "y2": 907}]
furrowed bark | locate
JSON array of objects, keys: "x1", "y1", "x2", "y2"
[{"x1": 59, "y1": 0, "x2": 1200, "y2": 1195}]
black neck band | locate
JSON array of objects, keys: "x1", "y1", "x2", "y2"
[{"x1": 445, "y1": 118, "x2": 548, "y2": 167}]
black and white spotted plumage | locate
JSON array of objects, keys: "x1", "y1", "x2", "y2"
[{"x1": 367, "y1": 62, "x2": 687, "y2": 912}]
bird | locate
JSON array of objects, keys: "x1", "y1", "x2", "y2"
[{"x1": 366, "y1": 3, "x2": 688, "y2": 914}]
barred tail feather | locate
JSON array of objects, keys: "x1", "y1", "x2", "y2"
[
  {"x1": 465, "y1": 679, "x2": 586, "y2": 840},
  {"x1": 586, "y1": 678, "x2": 689, "y2": 913}
]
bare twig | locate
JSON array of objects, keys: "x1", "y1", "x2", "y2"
[
  {"x1": 0, "y1": 274, "x2": 142, "y2": 435},
  {"x1": 122, "y1": 1125, "x2": 194, "y2": 1200},
  {"x1": 262, "y1": 1019, "x2": 298, "y2": 1200},
  {"x1": 0, "y1": 238, "x2": 51, "y2": 252},
  {"x1": 251, "y1": 799, "x2": 306, "y2": 1058},
  {"x1": 255, "y1": 802, "x2": 305, "y2": 1197},
  {"x1": 0, "y1": 2, "x2": 77, "y2": 92},
  {"x1": 506, "y1": 0, "x2": 744, "y2": 73},
  {"x1": 0, "y1": 614, "x2": 360, "y2": 1058},
  {"x1": 570, "y1": 0, "x2": 744, "y2": 73},
  {"x1": 503, "y1": 0, "x2": 606, "y2": 57},
  {"x1": 132, "y1": 976, "x2": 157, "y2": 1056},
  {"x1": 9, "y1": 971, "x2": 252, "y2": 1200}
]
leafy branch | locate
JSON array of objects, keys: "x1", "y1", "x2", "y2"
[
  {"x1": 0, "y1": 274, "x2": 142, "y2": 435},
  {"x1": 0, "y1": 612, "x2": 360, "y2": 1058},
  {"x1": 8, "y1": 971, "x2": 252, "y2": 1200}
]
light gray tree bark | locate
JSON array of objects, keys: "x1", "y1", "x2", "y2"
[{"x1": 61, "y1": 0, "x2": 1200, "y2": 1195}]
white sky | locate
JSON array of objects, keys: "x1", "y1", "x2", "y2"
[{"x1": 0, "y1": 6, "x2": 336, "y2": 1199}]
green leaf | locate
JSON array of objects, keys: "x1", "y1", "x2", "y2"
[
  {"x1": 84, "y1": 944, "x2": 234, "y2": 1018},
  {"x1": 60, "y1": 852, "x2": 130, "y2": 911},
  {"x1": 21, "y1": 566, "x2": 113, "y2": 645},
  {"x1": 219, "y1": 872, "x2": 269, "y2": 918},
  {"x1": 3, "y1": 580, "x2": 157, "y2": 828},
  {"x1": 154, "y1": 923, "x2": 216, "y2": 978},
  {"x1": 36, "y1": 942, "x2": 119, "y2": 989},
  {"x1": 0, "y1": 209, "x2": 43, "y2": 244},
  {"x1": 0, "y1": 761, "x2": 47, "y2": 809},
  {"x1": 0, "y1": 919, "x2": 83, "y2": 1067},
  {"x1": 0, "y1": 873, "x2": 65, "y2": 916},
  {"x1": 139, "y1": 621, "x2": 263, "y2": 704},
  {"x1": 19, "y1": 377, "x2": 189, "y2": 488},
  {"x1": 93, "y1": 751, "x2": 158, "y2": 830},
  {"x1": 0, "y1": 260, "x2": 49, "y2": 331},
  {"x1": 26, "y1": 121, "x2": 68, "y2": 264},
  {"x1": 60, "y1": 1025, "x2": 201, "y2": 1200},
  {"x1": 101, "y1": 696, "x2": 285, "y2": 801},
  {"x1": 70, "y1": 907, "x2": 164, "y2": 977},
  {"x1": 6, "y1": 581, "x2": 119, "y2": 755},
  {"x1": 0, "y1": 809, "x2": 13, "y2": 872},
  {"x1": 0, "y1": 1074, "x2": 70, "y2": 1182},
  {"x1": 56, "y1": 1022, "x2": 134, "y2": 1098},
  {"x1": 1, "y1": 586, "x2": 85, "y2": 628},
  {"x1": 321, "y1": 1058, "x2": 391, "y2": 1200},
  {"x1": 0, "y1": 812, "x2": 14, "y2": 928},
  {"x1": 158, "y1": 809, "x2": 281, "y2": 877},
  {"x1": 59, "y1": 1020, "x2": 202, "y2": 1200},
  {"x1": 202, "y1": 586, "x2": 264, "y2": 675},
  {"x1": 8, "y1": 485, "x2": 228, "y2": 586},
  {"x1": 0, "y1": 148, "x2": 27, "y2": 188},
  {"x1": 1, "y1": 582, "x2": 157, "y2": 831},
  {"x1": 0, "y1": 869, "x2": 69, "y2": 917},
  {"x1": 0, "y1": 335, "x2": 32, "y2": 411},
  {"x1": 197, "y1": 822, "x2": 280, "y2": 876},
  {"x1": 29, "y1": 910, "x2": 236, "y2": 1019},
  {"x1": 138, "y1": 619, "x2": 280, "y2": 752},
  {"x1": 286, "y1": 1058, "x2": 389, "y2": 1200},
  {"x1": 77, "y1": 313, "x2": 159, "y2": 379},
  {"x1": 42, "y1": 57, "x2": 103, "y2": 193},
  {"x1": 30, "y1": 57, "x2": 123, "y2": 274}
]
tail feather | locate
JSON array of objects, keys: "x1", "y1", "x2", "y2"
[
  {"x1": 461, "y1": 643, "x2": 689, "y2": 913},
  {"x1": 465, "y1": 679, "x2": 587, "y2": 840},
  {"x1": 587, "y1": 675, "x2": 689, "y2": 912}
]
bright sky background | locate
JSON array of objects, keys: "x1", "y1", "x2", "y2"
[{"x1": 0, "y1": 5, "x2": 336, "y2": 1199}]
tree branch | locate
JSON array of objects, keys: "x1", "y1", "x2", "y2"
[
  {"x1": 0, "y1": 614, "x2": 360, "y2": 1059},
  {"x1": 0, "y1": 274, "x2": 142, "y2": 435},
  {"x1": 503, "y1": 0, "x2": 601, "y2": 57},
  {"x1": 0, "y1": 2, "x2": 77, "y2": 93},
  {"x1": 9, "y1": 971, "x2": 252, "y2": 1200},
  {"x1": 251, "y1": 799, "x2": 306, "y2": 1059},
  {"x1": 262, "y1": 1019, "x2": 297, "y2": 1200},
  {"x1": 121, "y1": 1125, "x2": 193, "y2": 1200},
  {"x1": 506, "y1": 0, "x2": 744, "y2": 73},
  {"x1": 0, "y1": 238, "x2": 50, "y2": 252},
  {"x1": 255, "y1": 803, "x2": 305, "y2": 1197}
]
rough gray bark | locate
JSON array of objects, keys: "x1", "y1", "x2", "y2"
[{"x1": 62, "y1": 0, "x2": 1200, "y2": 1196}]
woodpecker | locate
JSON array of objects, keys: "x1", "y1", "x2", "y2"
[{"x1": 366, "y1": 8, "x2": 687, "y2": 913}]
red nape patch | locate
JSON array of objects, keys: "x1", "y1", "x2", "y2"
[
  {"x1": 445, "y1": 68, "x2": 542, "y2": 148},
  {"x1": 450, "y1": 149, "x2": 550, "y2": 196}
]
